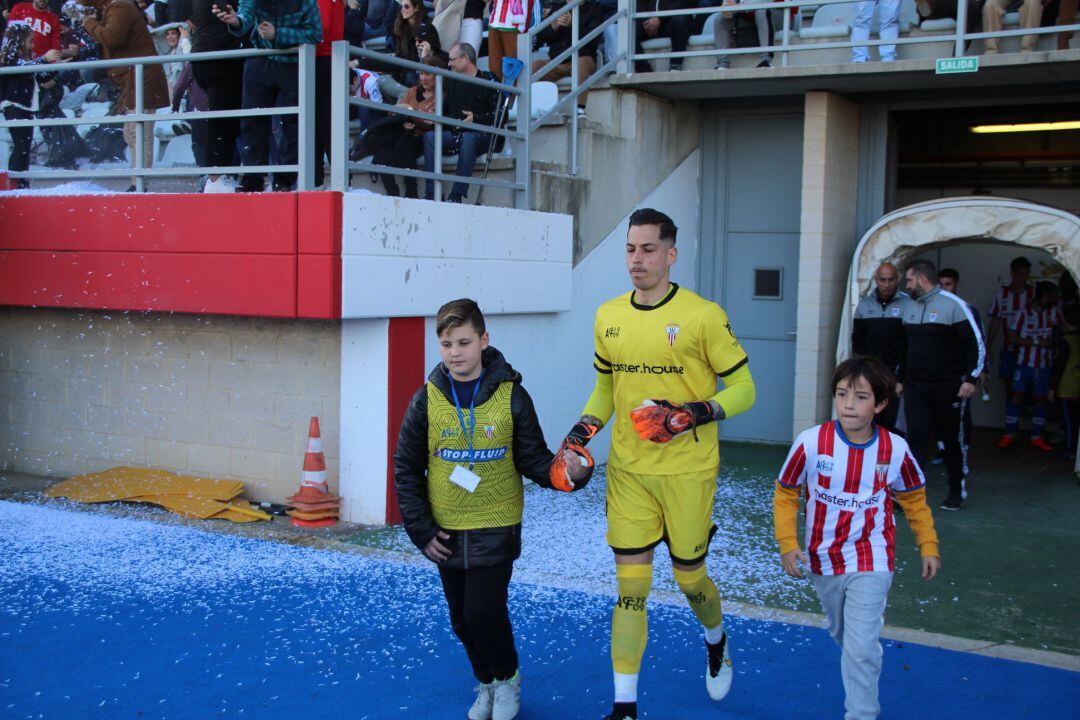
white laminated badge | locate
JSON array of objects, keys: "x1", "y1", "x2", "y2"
[{"x1": 449, "y1": 464, "x2": 482, "y2": 493}]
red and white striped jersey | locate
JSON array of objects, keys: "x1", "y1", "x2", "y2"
[
  {"x1": 988, "y1": 283, "x2": 1035, "y2": 352},
  {"x1": 1012, "y1": 305, "x2": 1063, "y2": 369},
  {"x1": 777, "y1": 421, "x2": 926, "y2": 575}
]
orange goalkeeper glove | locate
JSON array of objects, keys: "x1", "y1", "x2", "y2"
[
  {"x1": 549, "y1": 419, "x2": 601, "y2": 492},
  {"x1": 549, "y1": 443, "x2": 594, "y2": 492},
  {"x1": 629, "y1": 399, "x2": 716, "y2": 443}
]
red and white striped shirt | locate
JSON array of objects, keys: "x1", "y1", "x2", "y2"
[
  {"x1": 988, "y1": 283, "x2": 1035, "y2": 352},
  {"x1": 1012, "y1": 305, "x2": 1063, "y2": 369},
  {"x1": 777, "y1": 421, "x2": 925, "y2": 576}
]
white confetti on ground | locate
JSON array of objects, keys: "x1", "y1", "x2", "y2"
[{"x1": 0, "y1": 181, "x2": 119, "y2": 196}]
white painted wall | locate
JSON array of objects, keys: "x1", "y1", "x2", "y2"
[
  {"x1": 421, "y1": 150, "x2": 703, "y2": 463},
  {"x1": 341, "y1": 193, "x2": 574, "y2": 318},
  {"x1": 338, "y1": 318, "x2": 390, "y2": 524}
]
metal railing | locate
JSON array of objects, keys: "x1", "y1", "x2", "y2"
[
  {"x1": 0, "y1": 45, "x2": 314, "y2": 192},
  {"x1": 328, "y1": 41, "x2": 528, "y2": 206},
  {"x1": 515, "y1": 0, "x2": 627, "y2": 175},
  {"x1": 620, "y1": 0, "x2": 1080, "y2": 69}
]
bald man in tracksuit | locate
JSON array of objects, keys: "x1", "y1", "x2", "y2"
[{"x1": 900, "y1": 258, "x2": 985, "y2": 511}]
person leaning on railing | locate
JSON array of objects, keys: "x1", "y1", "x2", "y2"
[
  {"x1": 0, "y1": 19, "x2": 67, "y2": 187},
  {"x1": 213, "y1": 0, "x2": 323, "y2": 192},
  {"x1": 83, "y1": 0, "x2": 170, "y2": 190},
  {"x1": 422, "y1": 41, "x2": 496, "y2": 203},
  {"x1": 532, "y1": 0, "x2": 602, "y2": 113}
]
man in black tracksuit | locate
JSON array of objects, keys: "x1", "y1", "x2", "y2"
[
  {"x1": 900, "y1": 258, "x2": 986, "y2": 511},
  {"x1": 852, "y1": 261, "x2": 908, "y2": 433}
]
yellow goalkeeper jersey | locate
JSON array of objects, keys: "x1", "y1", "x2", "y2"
[{"x1": 592, "y1": 283, "x2": 748, "y2": 474}]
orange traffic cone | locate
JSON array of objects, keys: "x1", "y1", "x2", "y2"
[{"x1": 287, "y1": 417, "x2": 341, "y2": 528}]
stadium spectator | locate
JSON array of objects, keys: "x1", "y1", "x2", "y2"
[
  {"x1": 532, "y1": 0, "x2": 602, "y2": 113},
  {"x1": 135, "y1": 0, "x2": 165, "y2": 26},
  {"x1": 1054, "y1": 0, "x2": 1078, "y2": 49},
  {"x1": 366, "y1": 54, "x2": 446, "y2": 197},
  {"x1": 189, "y1": 0, "x2": 243, "y2": 193},
  {"x1": 84, "y1": 0, "x2": 170, "y2": 189},
  {"x1": 432, "y1": 0, "x2": 463, "y2": 49},
  {"x1": 901, "y1": 258, "x2": 984, "y2": 511},
  {"x1": 171, "y1": 60, "x2": 209, "y2": 169},
  {"x1": 914, "y1": 0, "x2": 979, "y2": 38},
  {"x1": 378, "y1": 0, "x2": 433, "y2": 99},
  {"x1": 1, "y1": 19, "x2": 66, "y2": 187},
  {"x1": 488, "y1": 0, "x2": 538, "y2": 81},
  {"x1": 167, "y1": 0, "x2": 193, "y2": 23},
  {"x1": 7, "y1": 0, "x2": 67, "y2": 56},
  {"x1": 982, "y1": 0, "x2": 1041, "y2": 53},
  {"x1": 344, "y1": 0, "x2": 397, "y2": 43},
  {"x1": 852, "y1": 0, "x2": 899, "y2": 62},
  {"x1": 422, "y1": 41, "x2": 497, "y2": 203},
  {"x1": 213, "y1": 0, "x2": 323, "y2": 193},
  {"x1": 986, "y1": 256, "x2": 1034, "y2": 394},
  {"x1": 635, "y1": 0, "x2": 699, "y2": 71},
  {"x1": 999, "y1": 281, "x2": 1062, "y2": 452},
  {"x1": 852, "y1": 261, "x2": 908, "y2": 433},
  {"x1": 714, "y1": 0, "x2": 773, "y2": 68},
  {"x1": 314, "y1": 0, "x2": 345, "y2": 188},
  {"x1": 60, "y1": 1, "x2": 101, "y2": 68},
  {"x1": 161, "y1": 23, "x2": 192, "y2": 95}
]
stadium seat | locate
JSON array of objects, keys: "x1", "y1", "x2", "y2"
[
  {"x1": 640, "y1": 36, "x2": 673, "y2": 72},
  {"x1": 683, "y1": 12, "x2": 725, "y2": 72},
  {"x1": 507, "y1": 81, "x2": 559, "y2": 123},
  {"x1": 157, "y1": 133, "x2": 195, "y2": 168}
]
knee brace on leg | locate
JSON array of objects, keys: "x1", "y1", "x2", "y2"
[
  {"x1": 612, "y1": 563, "x2": 652, "y2": 674},
  {"x1": 673, "y1": 565, "x2": 724, "y2": 632}
]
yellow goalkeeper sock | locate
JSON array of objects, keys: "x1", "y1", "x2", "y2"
[
  {"x1": 673, "y1": 565, "x2": 724, "y2": 635},
  {"x1": 611, "y1": 563, "x2": 652, "y2": 675}
]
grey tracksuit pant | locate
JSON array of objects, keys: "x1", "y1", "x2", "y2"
[{"x1": 810, "y1": 571, "x2": 894, "y2": 720}]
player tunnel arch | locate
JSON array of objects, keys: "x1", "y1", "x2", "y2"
[{"x1": 836, "y1": 196, "x2": 1080, "y2": 471}]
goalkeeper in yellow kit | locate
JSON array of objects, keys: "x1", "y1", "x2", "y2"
[{"x1": 554, "y1": 209, "x2": 756, "y2": 720}]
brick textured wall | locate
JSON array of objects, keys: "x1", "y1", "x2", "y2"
[{"x1": 0, "y1": 308, "x2": 341, "y2": 503}]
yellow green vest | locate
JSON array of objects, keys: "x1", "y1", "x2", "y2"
[
  {"x1": 1061, "y1": 334, "x2": 1080, "y2": 399},
  {"x1": 426, "y1": 380, "x2": 522, "y2": 530}
]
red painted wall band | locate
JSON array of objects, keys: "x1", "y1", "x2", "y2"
[
  {"x1": 385, "y1": 316, "x2": 426, "y2": 525},
  {"x1": 0, "y1": 192, "x2": 342, "y2": 319},
  {"x1": 0, "y1": 250, "x2": 298, "y2": 317}
]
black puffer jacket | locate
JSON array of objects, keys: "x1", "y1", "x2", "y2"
[{"x1": 393, "y1": 346, "x2": 556, "y2": 570}]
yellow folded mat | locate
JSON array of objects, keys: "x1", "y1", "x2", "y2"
[
  {"x1": 45, "y1": 467, "x2": 269, "y2": 523},
  {"x1": 46, "y1": 467, "x2": 245, "y2": 503}
]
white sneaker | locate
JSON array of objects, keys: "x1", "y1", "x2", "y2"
[
  {"x1": 491, "y1": 671, "x2": 521, "y2": 720},
  {"x1": 467, "y1": 682, "x2": 494, "y2": 720},
  {"x1": 706, "y1": 634, "x2": 733, "y2": 701},
  {"x1": 202, "y1": 175, "x2": 237, "y2": 193}
]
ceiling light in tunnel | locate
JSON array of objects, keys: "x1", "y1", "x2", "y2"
[{"x1": 969, "y1": 121, "x2": 1080, "y2": 134}]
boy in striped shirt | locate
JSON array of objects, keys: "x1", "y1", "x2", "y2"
[
  {"x1": 999, "y1": 281, "x2": 1063, "y2": 451},
  {"x1": 774, "y1": 356, "x2": 940, "y2": 720}
]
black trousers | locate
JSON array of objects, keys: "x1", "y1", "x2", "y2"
[
  {"x1": 239, "y1": 57, "x2": 299, "y2": 191},
  {"x1": 635, "y1": 15, "x2": 699, "y2": 70},
  {"x1": 438, "y1": 563, "x2": 518, "y2": 684},
  {"x1": 375, "y1": 129, "x2": 422, "y2": 198},
  {"x1": 313, "y1": 55, "x2": 333, "y2": 187},
  {"x1": 4, "y1": 106, "x2": 33, "y2": 178},
  {"x1": 191, "y1": 59, "x2": 244, "y2": 170},
  {"x1": 904, "y1": 379, "x2": 968, "y2": 499}
]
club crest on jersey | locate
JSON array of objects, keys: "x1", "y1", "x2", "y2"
[
  {"x1": 816, "y1": 457, "x2": 835, "y2": 475},
  {"x1": 929, "y1": 311, "x2": 939, "y2": 322},
  {"x1": 665, "y1": 323, "x2": 680, "y2": 347},
  {"x1": 483, "y1": 425, "x2": 495, "y2": 440},
  {"x1": 874, "y1": 463, "x2": 889, "y2": 491},
  {"x1": 890, "y1": 307, "x2": 900, "y2": 316}
]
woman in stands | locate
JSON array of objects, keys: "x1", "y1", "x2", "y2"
[
  {"x1": 371, "y1": 53, "x2": 447, "y2": 198},
  {"x1": 379, "y1": 0, "x2": 439, "y2": 100}
]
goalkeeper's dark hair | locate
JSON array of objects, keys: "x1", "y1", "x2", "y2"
[
  {"x1": 831, "y1": 356, "x2": 895, "y2": 407},
  {"x1": 436, "y1": 298, "x2": 486, "y2": 336},
  {"x1": 629, "y1": 208, "x2": 677, "y2": 245}
]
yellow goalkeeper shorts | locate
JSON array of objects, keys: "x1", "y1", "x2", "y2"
[{"x1": 605, "y1": 466, "x2": 718, "y2": 564}]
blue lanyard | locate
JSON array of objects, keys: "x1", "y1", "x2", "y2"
[{"x1": 449, "y1": 370, "x2": 485, "y2": 468}]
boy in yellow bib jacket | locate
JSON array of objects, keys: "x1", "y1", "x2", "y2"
[{"x1": 394, "y1": 298, "x2": 592, "y2": 720}]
